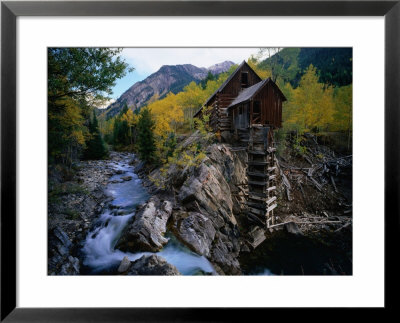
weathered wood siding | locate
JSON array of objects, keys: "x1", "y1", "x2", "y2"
[
  {"x1": 230, "y1": 82, "x2": 283, "y2": 130},
  {"x1": 219, "y1": 64, "x2": 261, "y2": 105},
  {"x1": 252, "y1": 82, "x2": 283, "y2": 128},
  {"x1": 232, "y1": 103, "x2": 250, "y2": 130},
  {"x1": 209, "y1": 63, "x2": 261, "y2": 131}
]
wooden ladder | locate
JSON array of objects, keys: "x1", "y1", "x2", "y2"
[{"x1": 246, "y1": 125, "x2": 277, "y2": 228}]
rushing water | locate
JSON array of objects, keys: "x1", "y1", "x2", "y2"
[{"x1": 82, "y1": 153, "x2": 215, "y2": 275}]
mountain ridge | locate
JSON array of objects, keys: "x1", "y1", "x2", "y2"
[{"x1": 104, "y1": 60, "x2": 234, "y2": 118}]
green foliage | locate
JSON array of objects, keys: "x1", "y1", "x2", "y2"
[
  {"x1": 259, "y1": 47, "x2": 352, "y2": 87},
  {"x1": 199, "y1": 71, "x2": 215, "y2": 89},
  {"x1": 48, "y1": 48, "x2": 132, "y2": 101},
  {"x1": 63, "y1": 209, "x2": 81, "y2": 220},
  {"x1": 297, "y1": 48, "x2": 352, "y2": 87},
  {"x1": 151, "y1": 142, "x2": 207, "y2": 189},
  {"x1": 193, "y1": 105, "x2": 213, "y2": 138},
  {"x1": 48, "y1": 48, "x2": 131, "y2": 165},
  {"x1": 293, "y1": 137, "x2": 307, "y2": 156},
  {"x1": 164, "y1": 132, "x2": 177, "y2": 160},
  {"x1": 48, "y1": 182, "x2": 88, "y2": 203},
  {"x1": 83, "y1": 111, "x2": 108, "y2": 160},
  {"x1": 136, "y1": 108, "x2": 156, "y2": 163},
  {"x1": 258, "y1": 48, "x2": 300, "y2": 83},
  {"x1": 113, "y1": 104, "x2": 131, "y2": 148}
]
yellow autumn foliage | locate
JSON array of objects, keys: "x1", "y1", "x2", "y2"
[{"x1": 285, "y1": 64, "x2": 335, "y2": 133}]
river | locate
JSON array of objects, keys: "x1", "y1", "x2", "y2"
[{"x1": 81, "y1": 153, "x2": 216, "y2": 275}]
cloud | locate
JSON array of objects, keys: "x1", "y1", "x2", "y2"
[
  {"x1": 97, "y1": 98, "x2": 115, "y2": 109},
  {"x1": 121, "y1": 47, "x2": 261, "y2": 75}
]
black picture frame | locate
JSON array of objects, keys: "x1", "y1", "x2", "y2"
[{"x1": 1, "y1": 0, "x2": 398, "y2": 321}]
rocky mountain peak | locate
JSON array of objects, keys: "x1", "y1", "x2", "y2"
[{"x1": 103, "y1": 61, "x2": 235, "y2": 118}]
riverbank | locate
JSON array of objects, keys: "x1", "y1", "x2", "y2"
[
  {"x1": 48, "y1": 152, "x2": 128, "y2": 274},
  {"x1": 48, "y1": 151, "x2": 216, "y2": 275}
]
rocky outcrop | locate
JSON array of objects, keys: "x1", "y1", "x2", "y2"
[
  {"x1": 124, "y1": 255, "x2": 181, "y2": 275},
  {"x1": 115, "y1": 196, "x2": 173, "y2": 252},
  {"x1": 174, "y1": 211, "x2": 216, "y2": 257},
  {"x1": 117, "y1": 256, "x2": 132, "y2": 273},
  {"x1": 48, "y1": 227, "x2": 80, "y2": 275},
  {"x1": 162, "y1": 143, "x2": 247, "y2": 275}
]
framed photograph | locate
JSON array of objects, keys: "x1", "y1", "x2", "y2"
[{"x1": 1, "y1": 0, "x2": 398, "y2": 321}]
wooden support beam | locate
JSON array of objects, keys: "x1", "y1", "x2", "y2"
[
  {"x1": 248, "y1": 161, "x2": 269, "y2": 166},
  {"x1": 247, "y1": 171, "x2": 268, "y2": 178},
  {"x1": 266, "y1": 196, "x2": 277, "y2": 205},
  {"x1": 247, "y1": 213, "x2": 265, "y2": 226},
  {"x1": 247, "y1": 150, "x2": 268, "y2": 155},
  {"x1": 248, "y1": 180, "x2": 269, "y2": 186},
  {"x1": 267, "y1": 203, "x2": 277, "y2": 213},
  {"x1": 248, "y1": 207, "x2": 266, "y2": 216}
]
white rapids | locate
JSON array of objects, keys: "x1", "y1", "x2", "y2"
[{"x1": 82, "y1": 153, "x2": 215, "y2": 275}]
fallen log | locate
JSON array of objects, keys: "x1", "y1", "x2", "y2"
[
  {"x1": 330, "y1": 175, "x2": 338, "y2": 193},
  {"x1": 309, "y1": 176, "x2": 323, "y2": 192}
]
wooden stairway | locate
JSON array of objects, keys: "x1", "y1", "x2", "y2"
[{"x1": 246, "y1": 125, "x2": 277, "y2": 228}]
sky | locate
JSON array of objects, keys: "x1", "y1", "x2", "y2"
[{"x1": 109, "y1": 48, "x2": 263, "y2": 101}]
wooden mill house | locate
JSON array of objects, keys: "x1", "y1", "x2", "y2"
[{"x1": 194, "y1": 61, "x2": 286, "y2": 235}]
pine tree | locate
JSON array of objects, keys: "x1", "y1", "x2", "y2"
[
  {"x1": 136, "y1": 108, "x2": 156, "y2": 163},
  {"x1": 112, "y1": 104, "x2": 131, "y2": 148},
  {"x1": 83, "y1": 111, "x2": 108, "y2": 160}
]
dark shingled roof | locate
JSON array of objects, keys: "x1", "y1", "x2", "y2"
[
  {"x1": 228, "y1": 78, "x2": 287, "y2": 109},
  {"x1": 227, "y1": 78, "x2": 269, "y2": 108}
]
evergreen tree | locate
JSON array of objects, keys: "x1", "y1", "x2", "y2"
[
  {"x1": 136, "y1": 108, "x2": 156, "y2": 163},
  {"x1": 112, "y1": 104, "x2": 131, "y2": 147},
  {"x1": 83, "y1": 111, "x2": 108, "y2": 159},
  {"x1": 200, "y1": 71, "x2": 215, "y2": 89}
]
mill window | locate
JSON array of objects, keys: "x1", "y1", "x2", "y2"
[
  {"x1": 241, "y1": 72, "x2": 249, "y2": 88},
  {"x1": 253, "y1": 101, "x2": 261, "y2": 114}
]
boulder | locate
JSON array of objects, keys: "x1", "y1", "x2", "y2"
[
  {"x1": 116, "y1": 196, "x2": 173, "y2": 252},
  {"x1": 117, "y1": 256, "x2": 132, "y2": 273},
  {"x1": 127, "y1": 255, "x2": 181, "y2": 275},
  {"x1": 210, "y1": 232, "x2": 241, "y2": 275},
  {"x1": 175, "y1": 212, "x2": 216, "y2": 257},
  {"x1": 58, "y1": 256, "x2": 80, "y2": 275},
  {"x1": 48, "y1": 227, "x2": 80, "y2": 275}
]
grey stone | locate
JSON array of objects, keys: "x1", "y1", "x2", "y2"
[
  {"x1": 117, "y1": 256, "x2": 132, "y2": 273},
  {"x1": 116, "y1": 196, "x2": 173, "y2": 252},
  {"x1": 175, "y1": 212, "x2": 216, "y2": 257},
  {"x1": 127, "y1": 255, "x2": 181, "y2": 276}
]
